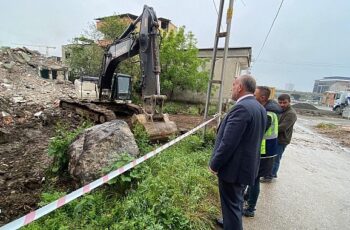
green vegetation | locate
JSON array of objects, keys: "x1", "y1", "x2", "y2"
[
  {"x1": 132, "y1": 123, "x2": 152, "y2": 154},
  {"x1": 65, "y1": 36, "x2": 104, "y2": 79},
  {"x1": 160, "y1": 27, "x2": 209, "y2": 100},
  {"x1": 48, "y1": 121, "x2": 92, "y2": 174},
  {"x1": 315, "y1": 122, "x2": 337, "y2": 129},
  {"x1": 163, "y1": 101, "x2": 218, "y2": 116},
  {"x1": 25, "y1": 134, "x2": 219, "y2": 230}
]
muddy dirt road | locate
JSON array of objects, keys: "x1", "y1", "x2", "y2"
[{"x1": 244, "y1": 115, "x2": 350, "y2": 230}]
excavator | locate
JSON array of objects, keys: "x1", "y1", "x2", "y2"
[{"x1": 59, "y1": 5, "x2": 177, "y2": 140}]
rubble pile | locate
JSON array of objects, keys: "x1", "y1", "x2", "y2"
[
  {"x1": 0, "y1": 47, "x2": 77, "y2": 127},
  {"x1": 0, "y1": 46, "x2": 61, "y2": 73},
  {"x1": 0, "y1": 48, "x2": 86, "y2": 225}
]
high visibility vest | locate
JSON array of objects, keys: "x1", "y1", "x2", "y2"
[{"x1": 261, "y1": 111, "x2": 279, "y2": 155}]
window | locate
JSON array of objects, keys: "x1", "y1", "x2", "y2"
[{"x1": 161, "y1": 21, "x2": 169, "y2": 31}]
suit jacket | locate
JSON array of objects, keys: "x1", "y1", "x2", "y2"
[{"x1": 210, "y1": 96, "x2": 267, "y2": 185}]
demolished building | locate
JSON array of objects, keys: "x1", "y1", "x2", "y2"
[{"x1": 0, "y1": 46, "x2": 68, "y2": 80}]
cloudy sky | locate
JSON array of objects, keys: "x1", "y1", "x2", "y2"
[{"x1": 1, "y1": 0, "x2": 349, "y2": 91}]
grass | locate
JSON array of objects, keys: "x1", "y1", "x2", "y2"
[
  {"x1": 24, "y1": 132, "x2": 220, "y2": 230},
  {"x1": 315, "y1": 122, "x2": 337, "y2": 129}
]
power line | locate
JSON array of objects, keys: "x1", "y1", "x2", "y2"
[
  {"x1": 254, "y1": 0, "x2": 285, "y2": 65},
  {"x1": 258, "y1": 59, "x2": 350, "y2": 69}
]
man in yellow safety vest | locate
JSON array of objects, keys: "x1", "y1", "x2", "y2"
[{"x1": 243, "y1": 86, "x2": 282, "y2": 218}]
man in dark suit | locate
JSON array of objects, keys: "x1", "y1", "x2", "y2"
[{"x1": 209, "y1": 75, "x2": 267, "y2": 230}]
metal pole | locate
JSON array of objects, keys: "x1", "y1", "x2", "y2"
[
  {"x1": 203, "y1": 0, "x2": 225, "y2": 137},
  {"x1": 217, "y1": 0, "x2": 234, "y2": 124}
]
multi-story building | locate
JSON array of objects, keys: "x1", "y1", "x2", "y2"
[{"x1": 313, "y1": 76, "x2": 350, "y2": 93}]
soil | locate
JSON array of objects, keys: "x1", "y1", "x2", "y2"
[
  {"x1": 314, "y1": 125, "x2": 350, "y2": 148},
  {"x1": 292, "y1": 103, "x2": 318, "y2": 110},
  {"x1": 169, "y1": 114, "x2": 217, "y2": 132},
  {"x1": 0, "y1": 105, "x2": 84, "y2": 226}
]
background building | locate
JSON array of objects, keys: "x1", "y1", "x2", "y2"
[
  {"x1": 171, "y1": 47, "x2": 252, "y2": 103},
  {"x1": 313, "y1": 76, "x2": 350, "y2": 93}
]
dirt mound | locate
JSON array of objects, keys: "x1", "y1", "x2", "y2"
[
  {"x1": 292, "y1": 103, "x2": 318, "y2": 110},
  {"x1": 0, "y1": 47, "x2": 83, "y2": 225}
]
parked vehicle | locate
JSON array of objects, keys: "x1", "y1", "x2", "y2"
[{"x1": 332, "y1": 91, "x2": 350, "y2": 116}]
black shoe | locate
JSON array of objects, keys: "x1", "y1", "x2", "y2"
[
  {"x1": 260, "y1": 177, "x2": 273, "y2": 183},
  {"x1": 216, "y1": 218, "x2": 224, "y2": 228},
  {"x1": 243, "y1": 191, "x2": 249, "y2": 201},
  {"x1": 243, "y1": 208, "x2": 255, "y2": 218}
]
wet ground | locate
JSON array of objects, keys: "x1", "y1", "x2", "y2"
[{"x1": 243, "y1": 115, "x2": 350, "y2": 230}]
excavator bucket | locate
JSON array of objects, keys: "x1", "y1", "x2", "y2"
[{"x1": 131, "y1": 113, "x2": 178, "y2": 141}]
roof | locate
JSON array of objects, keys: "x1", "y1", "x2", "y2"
[
  {"x1": 95, "y1": 13, "x2": 138, "y2": 21},
  {"x1": 198, "y1": 47, "x2": 252, "y2": 51},
  {"x1": 198, "y1": 47, "x2": 252, "y2": 65},
  {"x1": 323, "y1": 76, "x2": 350, "y2": 80},
  {"x1": 315, "y1": 76, "x2": 350, "y2": 82},
  {"x1": 158, "y1": 17, "x2": 171, "y2": 22}
]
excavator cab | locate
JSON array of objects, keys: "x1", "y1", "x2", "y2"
[{"x1": 111, "y1": 74, "x2": 132, "y2": 102}]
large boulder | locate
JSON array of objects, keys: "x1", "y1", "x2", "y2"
[{"x1": 68, "y1": 120, "x2": 139, "y2": 184}]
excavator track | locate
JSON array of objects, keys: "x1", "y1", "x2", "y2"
[{"x1": 59, "y1": 99, "x2": 117, "y2": 123}]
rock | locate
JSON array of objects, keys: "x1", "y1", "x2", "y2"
[
  {"x1": 0, "y1": 129, "x2": 11, "y2": 144},
  {"x1": 12, "y1": 96, "x2": 26, "y2": 103},
  {"x1": 0, "y1": 178, "x2": 5, "y2": 186},
  {"x1": 34, "y1": 111, "x2": 43, "y2": 117},
  {"x1": 1, "y1": 112, "x2": 13, "y2": 126},
  {"x1": 1, "y1": 83, "x2": 13, "y2": 89},
  {"x1": 19, "y1": 52, "x2": 31, "y2": 63},
  {"x1": 2, "y1": 61, "x2": 15, "y2": 70},
  {"x1": 68, "y1": 120, "x2": 139, "y2": 184}
]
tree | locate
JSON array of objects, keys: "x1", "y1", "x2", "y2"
[
  {"x1": 97, "y1": 16, "x2": 127, "y2": 40},
  {"x1": 159, "y1": 27, "x2": 209, "y2": 99},
  {"x1": 65, "y1": 36, "x2": 104, "y2": 78}
]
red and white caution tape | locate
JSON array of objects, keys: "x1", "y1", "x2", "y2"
[{"x1": 0, "y1": 114, "x2": 219, "y2": 230}]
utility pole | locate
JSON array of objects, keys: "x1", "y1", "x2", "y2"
[{"x1": 203, "y1": 0, "x2": 235, "y2": 137}]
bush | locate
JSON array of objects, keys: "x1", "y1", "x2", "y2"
[
  {"x1": 132, "y1": 123, "x2": 152, "y2": 154},
  {"x1": 48, "y1": 121, "x2": 92, "y2": 174}
]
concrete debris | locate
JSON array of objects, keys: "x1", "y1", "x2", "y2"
[
  {"x1": 1, "y1": 61, "x2": 15, "y2": 71},
  {"x1": 1, "y1": 112, "x2": 13, "y2": 125},
  {"x1": 0, "y1": 48, "x2": 77, "y2": 113},
  {"x1": 34, "y1": 111, "x2": 43, "y2": 117},
  {"x1": 12, "y1": 96, "x2": 26, "y2": 103},
  {"x1": 0, "y1": 46, "x2": 68, "y2": 79},
  {"x1": 0, "y1": 128, "x2": 10, "y2": 144}
]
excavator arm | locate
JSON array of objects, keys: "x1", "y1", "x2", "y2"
[
  {"x1": 98, "y1": 5, "x2": 164, "y2": 118},
  {"x1": 98, "y1": 5, "x2": 177, "y2": 139}
]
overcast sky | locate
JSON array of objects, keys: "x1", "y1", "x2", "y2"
[{"x1": 1, "y1": 0, "x2": 349, "y2": 92}]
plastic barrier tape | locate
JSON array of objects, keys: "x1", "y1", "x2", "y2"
[{"x1": 1, "y1": 114, "x2": 219, "y2": 230}]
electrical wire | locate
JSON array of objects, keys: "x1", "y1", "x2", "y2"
[
  {"x1": 254, "y1": 0, "x2": 284, "y2": 65},
  {"x1": 258, "y1": 59, "x2": 350, "y2": 69}
]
